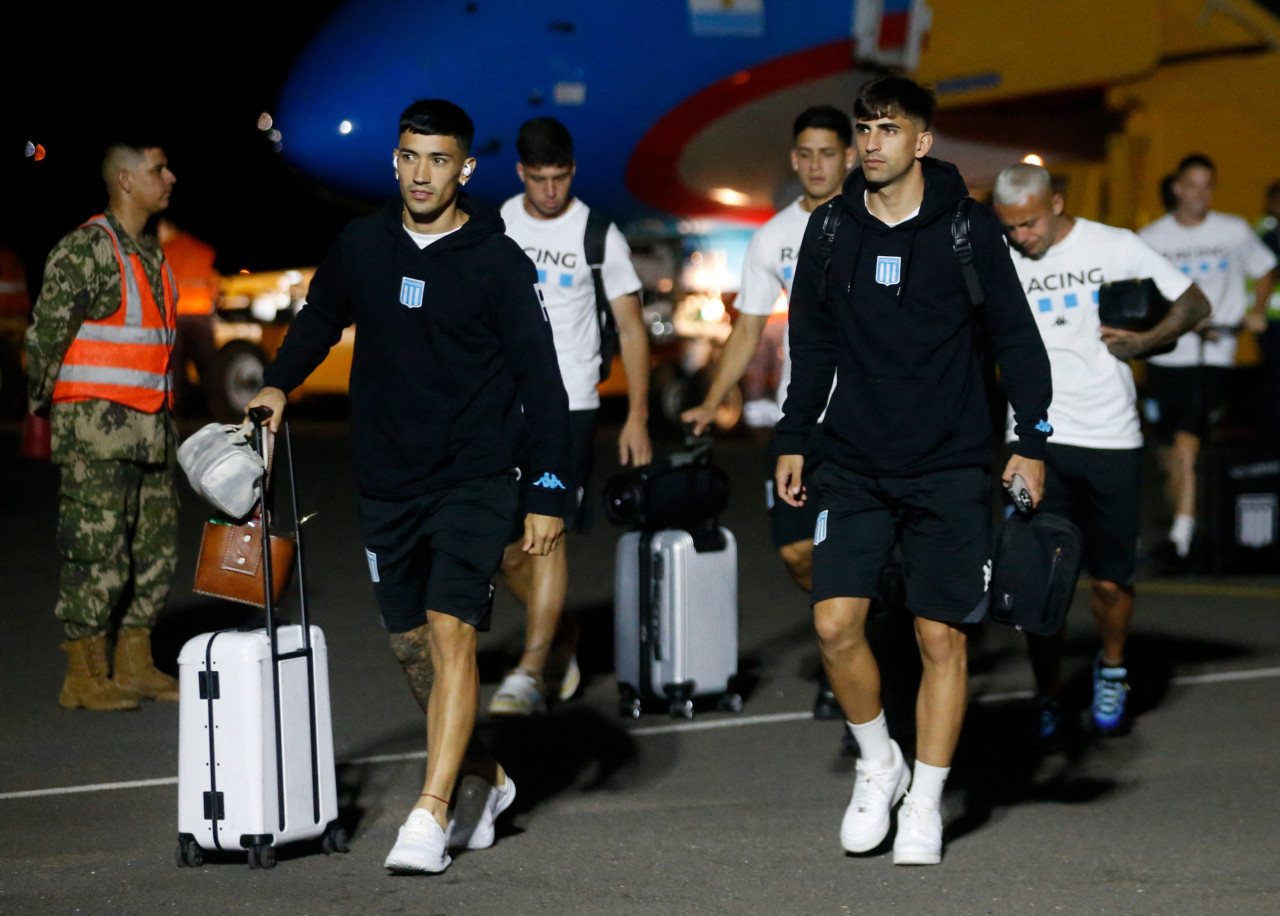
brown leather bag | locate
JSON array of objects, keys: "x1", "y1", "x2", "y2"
[
  {"x1": 193, "y1": 518, "x2": 295, "y2": 607},
  {"x1": 191, "y1": 426, "x2": 296, "y2": 607}
]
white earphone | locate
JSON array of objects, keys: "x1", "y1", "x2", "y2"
[
  {"x1": 392, "y1": 152, "x2": 399, "y2": 179},
  {"x1": 462, "y1": 163, "x2": 473, "y2": 177}
]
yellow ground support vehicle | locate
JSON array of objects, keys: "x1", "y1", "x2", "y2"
[{"x1": 213, "y1": 268, "x2": 353, "y2": 414}]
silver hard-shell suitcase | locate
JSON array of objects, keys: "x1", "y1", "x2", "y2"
[
  {"x1": 176, "y1": 411, "x2": 346, "y2": 869},
  {"x1": 614, "y1": 526, "x2": 741, "y2": 718}
]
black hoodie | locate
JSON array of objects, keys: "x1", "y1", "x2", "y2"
[
  {"x1": 263, "y1": 194, "x2": 571, "y2": 516},
  {"x1": 775, "y1": 158, "x2": 1051, "y2": 477}
]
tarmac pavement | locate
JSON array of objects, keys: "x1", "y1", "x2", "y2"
[{"x1": 1, "y1": 415, "x2": 1277, "y2": 916}]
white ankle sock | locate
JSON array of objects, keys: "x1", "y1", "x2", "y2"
[
  {"x1": 1170, "y1": 514, "x2": 1195, "y2": 558},
  {"x1": 847, "y1": 711, "x2": 894, "y2": 768},
  {"x1": 909, "y1": 761, "x2": 950, "y2": 808}
]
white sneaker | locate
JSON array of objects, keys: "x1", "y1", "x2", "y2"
[
  {"x1": 893, "y1": 793, "x2": 943, "y2": 866},
  {"x1": 384, "y1": 808, "x2": 451, "y2": 874},
  {"x1": 489, "y1": 669, "x2": 547, "y2": 716},
  {"x1": 446, "y1": 774, "x2": 517, "y2": 850},
  {"x1": 557, "y1": 654, "x2": 581, "y2": 702},
  {"x1": 840, "y1": 739, "x2": 910, "y2": 853}
]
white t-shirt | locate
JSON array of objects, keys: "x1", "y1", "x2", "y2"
[
  {"x1": 736, "y1": 199, "x2": 808, "y2": 412},
  {"x1": 1006, "y1": 217, "x2": 1192, "y2": 449},
  {"x1": 501, "y1": 195, "x2": 642, "y2": 409},
  {"x1": 403, "y1": 224, "x2": 461, "y2": 249},
  {"x1": 1138, "y1": 211, "x2": 1276, "y2": 367}
]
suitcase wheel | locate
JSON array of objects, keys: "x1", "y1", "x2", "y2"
[
  {"x1": 247, "y1": 843, "x2": 276, "y2": 870},
  {"x1": 716, "y1": 692, "x2": 743, "y2": 714},
  {"x1": 175, "y1": 835, "x2": 203, "y2": 868},
  {"x1": 322, "y1": 824, "x2": 350, "y2": 855},
  {"x1": 618, "y1": 685, "x2": 641, "y2": 719},
  {"x1": 668, "y1": 697, "x2": 693, "y2": 719},
  {"x1": 662, "y1": 682, "x2": 695, "y2": 719}
]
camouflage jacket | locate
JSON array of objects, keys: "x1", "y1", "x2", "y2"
[{"x1": 24, "y1": 209, "x2": 176, "y2": 464}]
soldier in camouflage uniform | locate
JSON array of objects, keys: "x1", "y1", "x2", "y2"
[{"x1": 25, "y1": 139, "x2": 182, "y2": 710}]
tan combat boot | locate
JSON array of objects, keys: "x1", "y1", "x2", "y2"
[
  {"x1": 112, "y1": 628, "x2": 180, "y2": 702},
  {"x1": 60, "y1": 635, "x2": 141, "y2": 711}
]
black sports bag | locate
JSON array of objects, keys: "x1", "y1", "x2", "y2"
[
  {"x1": 1097, "y1": 278, "x2": 1175, "y2": 356},
  {"x1": 989, "y1": 479, "x2": 1084, "y2": 636}
]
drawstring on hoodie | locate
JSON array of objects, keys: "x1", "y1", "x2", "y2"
[{"x1": 896, "y1": 228, "x2": 918, "y2": 300}]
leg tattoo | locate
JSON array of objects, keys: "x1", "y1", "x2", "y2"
[{"x1": 390, "y1": 623, "x2": 435, "y2": 715}]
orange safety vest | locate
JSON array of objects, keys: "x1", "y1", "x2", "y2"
[
  {"x1": 52, "y1": 216, "x2": 178, "y2": 413},
  {"x1": 162, "y1": 230, "x2": 219, "y2": 316}
]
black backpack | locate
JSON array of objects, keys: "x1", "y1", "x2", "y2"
[{"x1": 585, "y1": 209, "x2": 619, "y2": 382}]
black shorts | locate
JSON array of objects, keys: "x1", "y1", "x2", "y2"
[
  {"x1": 1037, "y1": 443, "x2": 1141, "y2": 587},
  {"x1": 1145, "y1": 364, "x2": 1227, "y2": 441},
  {"x1": 357, "y1": 473, "x2": 519, "y2": 633},
  {"x1": 811, "y1": 463, "x2": 991, "y2": 624},
  {"x1": 513, "y1": 408, "x2": 597, "y2": 539}
]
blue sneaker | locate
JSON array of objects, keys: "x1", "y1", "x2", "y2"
[
  {"x1": 1092, "y1": 654, "x2": 1131, "y2": 736},
  {"x1": 1036, "y1": 695, "x2": 1063, "y2": 747}
]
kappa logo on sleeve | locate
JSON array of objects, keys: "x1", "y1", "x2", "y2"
[
  {"x1": 875, "y1": 256, "x2": 901, "y2": 286},
  {"x1": 1036, "y1": 419, "x2": 1053, "y2": 434},
  {"x1": 533, "y1": 472, "x2": 567, "y2": 490},
  {"x1": 400, "y1": 277, "x2": 425, "y2": 308},
  {"x1": 365, "y1": 549, "x2": 380, "y2": 583}
]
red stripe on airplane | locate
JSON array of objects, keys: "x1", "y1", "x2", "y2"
[
  {"x1": 626, "y1": 38, "x2": 856, "y2": 224},
  {"x1": 878, "y1": 12, "x2": 909, "y2": 50}
]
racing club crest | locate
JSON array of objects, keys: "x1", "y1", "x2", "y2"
[
  {"x1": 400, "y1": 276, "x2": 425, "y2": 308},
  {"x1": 875, "y1": 256, "x2": 901, "y2": 286}
]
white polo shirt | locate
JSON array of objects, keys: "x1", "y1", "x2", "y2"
[{"x1": 501, "y1": 195, "x2": 642, "y2": 410}]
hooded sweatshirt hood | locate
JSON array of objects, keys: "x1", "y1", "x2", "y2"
[
  {"x1": 835, "y1": 157, "x2": 970, "y2": 303},
  {"x1": 379, "y1": 191, "x2": 505, "y2": 254}
]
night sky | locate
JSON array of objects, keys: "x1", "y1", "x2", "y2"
[{"x1": 4, "y1": 1, "x2": 356, "y2": 288}]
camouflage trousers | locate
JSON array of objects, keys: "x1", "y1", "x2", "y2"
[{"x1": 55, "y1": 458, "x2": 178, "y2": 640}]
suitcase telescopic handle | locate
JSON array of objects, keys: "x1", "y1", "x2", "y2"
[{"x1": 248, "y1": 405, "x2": 273, "y2": 427}]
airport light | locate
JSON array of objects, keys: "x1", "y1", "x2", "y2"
[
  {"x1": 1023, "y1": 154, "x2": 1044, "y2": 166},
  {"x1": 339, "y1": 120, "x2": 354, "y2": 135},
  {"x1": 708, "y1": 187, "x2": 751, "y2": 207}
]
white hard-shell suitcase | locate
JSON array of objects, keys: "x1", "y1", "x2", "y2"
[
  {"x1": 176, "y1": 625, "x2": 341, "y2": 867},
  {"x1": 176, "y1": 411, "x2": 345, "y2": 869},
  {"x1": 614, "y1": 526, "x2": 741, "y2": 718}
]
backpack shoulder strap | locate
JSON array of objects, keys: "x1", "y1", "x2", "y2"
[
  {"x1": 816, "y1": 199, "x2": 843, "y2": 302},
  {"x1": 585, "y1": 209, "x2": 609, "y2": 272},
  {"x1": 584, "y1": 208, "x2": 619, "y2": 381},
  {"x1": 951, "y1": 197, "x2": 986, "y2": 306},
  {"x1": 584, "y1": 208, "x2": 611, "y2": 312}
]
